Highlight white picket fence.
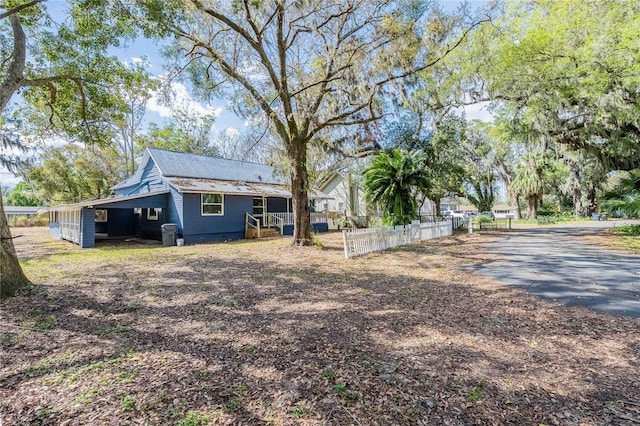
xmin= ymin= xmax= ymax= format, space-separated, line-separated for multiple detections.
xmin=342 ymin=220 xmax=453 ymax=259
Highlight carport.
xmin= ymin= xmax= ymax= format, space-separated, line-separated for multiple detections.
xmin=48 ymin=191 xmax=170 ymax=248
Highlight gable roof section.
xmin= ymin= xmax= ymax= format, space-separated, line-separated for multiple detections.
xmin=148 ymin=148 xmax=281 ymax=184
xmin=318 ymin=172 xmax=344 ymax=193
xmin=112 ymin=148 xmax=283 ymax=190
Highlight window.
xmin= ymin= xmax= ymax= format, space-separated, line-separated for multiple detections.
xmin=95 ymin=209 xmax=108 ymax=222
xmin=202 ymin=193 xmax=224 ymax=215
xmin=338 ymin=202 xmax=345 ymax=213
xmin=133 ymin=208 xmax=142 ymax=216
xmin=252 ymin=197 xmax=264 ymax=216
xmin=147 ymin=208 xmax=161 ymax=220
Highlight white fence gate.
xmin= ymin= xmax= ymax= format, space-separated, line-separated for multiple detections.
xmin=342 ymin=220 xmax=453 ymax=259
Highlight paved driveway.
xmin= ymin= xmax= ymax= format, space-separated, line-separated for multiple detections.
xmin=466 ymin=220 xmax=640 ymax=318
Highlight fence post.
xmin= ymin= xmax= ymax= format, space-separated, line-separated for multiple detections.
xmin=342 ymin=230 xmax=350 ymax=259
xmin=468 ymin=217 xmax=473 ymax=234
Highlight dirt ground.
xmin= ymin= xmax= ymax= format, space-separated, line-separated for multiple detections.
xmin=1 ymin=227 xmax=639 ymax=425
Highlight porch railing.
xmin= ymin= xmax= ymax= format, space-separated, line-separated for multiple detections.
xmin=266 ymin=212 xmax=328 ymax=227
xmin=268 ymin=214 xmax=284 ymax=235
xmin=245 ymin=212 xmax=261 ymax=238
xmin=311 ymin=212 xmax=328 ymax=224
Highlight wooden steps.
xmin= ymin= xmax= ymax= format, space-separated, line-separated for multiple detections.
xmin=245 ymin=227 xmax=281 ymax=239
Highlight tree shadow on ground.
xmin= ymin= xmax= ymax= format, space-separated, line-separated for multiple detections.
xmin=3 ymin=232 xmax=640 ymax=425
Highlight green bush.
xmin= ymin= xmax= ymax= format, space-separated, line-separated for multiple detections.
xmin=610 ymin=224 xmax=640 ymax=236
xmin=476 ymin=215 xmax=493 ymax=224
xmin=536 ymin=216 xmax=556 ymax=225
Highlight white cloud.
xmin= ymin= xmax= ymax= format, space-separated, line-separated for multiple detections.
xmin=225 ymin=128 xmax=239 ymax=138
xmin=0 ymin=170 xmax=21 ymax=189
xmin=147 ymin=82 xmax=224 ymax=118
xmin=459 ymin=101 xmax=494 ymax=122
xmin=131 ymin=57 xmax=144 ymax=64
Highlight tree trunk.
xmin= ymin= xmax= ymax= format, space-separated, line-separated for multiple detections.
xmin=0 ymin=15 xmax=32 ymax=298
xmin=0 ymin=190 xmax=31 ymax=298
xmin=509 ymin=192 xmax=521 ymax=219
xmin=289 ymin=138 xmax=311 ymax=246
xmin=587 ymin=185 xmax=597 ymax=215
xmin=526 ymin=194 xmax=539 ymax=219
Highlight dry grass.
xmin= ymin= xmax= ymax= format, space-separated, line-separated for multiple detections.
xmin=579 ymin=231 xmax=640 ymax=255
xmin=1 ymin=227 xmax=639 ymax=425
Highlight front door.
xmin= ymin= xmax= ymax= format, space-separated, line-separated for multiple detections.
xmin=252 ymin=197 xmax=266 ymax=226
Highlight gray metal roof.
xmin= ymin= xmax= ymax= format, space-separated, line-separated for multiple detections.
xmin=4 ymin=206 xmax=43 ymax=215
xmin=148 ymin=148 xmax=282 ymax=184
xmin=166 ymin=177 xmax=330 ymax=199
xmin=167 ymin=177 xmax=292 ymax=197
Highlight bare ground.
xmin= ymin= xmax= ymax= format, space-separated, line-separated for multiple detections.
xmin=1 ymin=227 xmax=639 ymax=425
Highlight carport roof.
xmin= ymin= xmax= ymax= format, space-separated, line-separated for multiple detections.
xmin=46 ymin=190 xmax=170 ymax=211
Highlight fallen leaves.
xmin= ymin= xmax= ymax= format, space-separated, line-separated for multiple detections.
xmin=1 ymin=227 xmax=639 ymax=425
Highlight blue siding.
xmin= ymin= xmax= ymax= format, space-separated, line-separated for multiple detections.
xmin=137 ymin=207 xmax=167 ymax=240
xmin=182 ymin=193 xmax=251 ymax=243
xmin=115 ymin=160 xmax=167 ymax=196
xmin=97 ymin=193 xmax=168 ymax=209
xmin=167 ymin=189 xmax=184 ymax=235
xmin=80 ymin=208 xmax=95 ymax=248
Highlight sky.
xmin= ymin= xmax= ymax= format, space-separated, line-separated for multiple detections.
xmin=1 ymin=0 xmax=493 ymax=190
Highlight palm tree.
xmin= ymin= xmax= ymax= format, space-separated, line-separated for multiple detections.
xmin=601 ymin=170 xmax=640 ymax=217
xmin=511 ymin=154 xmax=545 ymax=219
xmin=363 ymin=148 xmax=431 ymax=226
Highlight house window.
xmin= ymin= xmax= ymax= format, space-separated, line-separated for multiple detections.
xmin=147 ymin=208 xmax=161 ymax=220
xmin=202 ymin=193 xmax=224 ymax=215
xmin=338 ymin=202 xmax=345 ymax=213
xmin=95 ymin=209 xmax=108 ymax=222
xmin=133 ymin=208 xmax=142 ymax=216
xmin=252 ymin=197 xmax=264 ymax=216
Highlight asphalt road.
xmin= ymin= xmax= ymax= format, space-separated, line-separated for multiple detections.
xmin=466 ymin=220 xmax=640 ymax=318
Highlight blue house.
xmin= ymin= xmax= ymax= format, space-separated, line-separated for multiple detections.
xmin=48 ymin=148 xmax=329 ymax=248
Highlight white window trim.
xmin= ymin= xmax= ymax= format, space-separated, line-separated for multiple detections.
xmin=201 ymin=193 xmax=224 ymax=216
xmin=252 ymin=196 xmax=266 ymax=216
xmin=147 ymin=208 xmax=160 ymax=220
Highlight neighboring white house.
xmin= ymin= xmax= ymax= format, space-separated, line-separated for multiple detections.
xmin=439 ymin=197 xmax=459 ymax=212
xmin=458 ymin=204 xmax=479 ymax=215
xmin=4 ymin=206 xmax=42 ymax=218
xmin=316 ymin=172 xmax=368 ymax=217
xmin=316 ymin=172 xmax=436 ymax=224
xmin=492 ymin=204 xmax=514 ymax=218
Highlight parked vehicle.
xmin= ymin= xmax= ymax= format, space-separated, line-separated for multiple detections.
xmin=442 ymin=210 xmax=468 ymax=218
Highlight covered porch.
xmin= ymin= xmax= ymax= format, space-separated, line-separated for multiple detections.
xmin=48 ymin=191 xmax=170 ymax=248
xmin=245 ymin=211 xmax=329 ymax=238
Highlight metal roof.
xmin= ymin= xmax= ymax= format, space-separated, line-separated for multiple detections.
xmin=167 ymin=177 xmax=330 ymax=199
xmin=148 ymin=148 xmax=282 ymax=184
xmin=4 ymin=206 xmax=44 ymax=215
xmin=167 ymin=177 xmax=291 ymax=197
xmin=46 ymin=190 xmax=170 ymax=211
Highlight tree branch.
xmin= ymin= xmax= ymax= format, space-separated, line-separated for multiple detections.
xmin=0 ymin=0 xmax=44 ymax=20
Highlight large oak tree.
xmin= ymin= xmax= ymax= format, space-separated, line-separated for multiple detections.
xmin=0 ymin=0 xmax=145 ymax=298
xmin=118 ymin=0 xmax=491 ymax=245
